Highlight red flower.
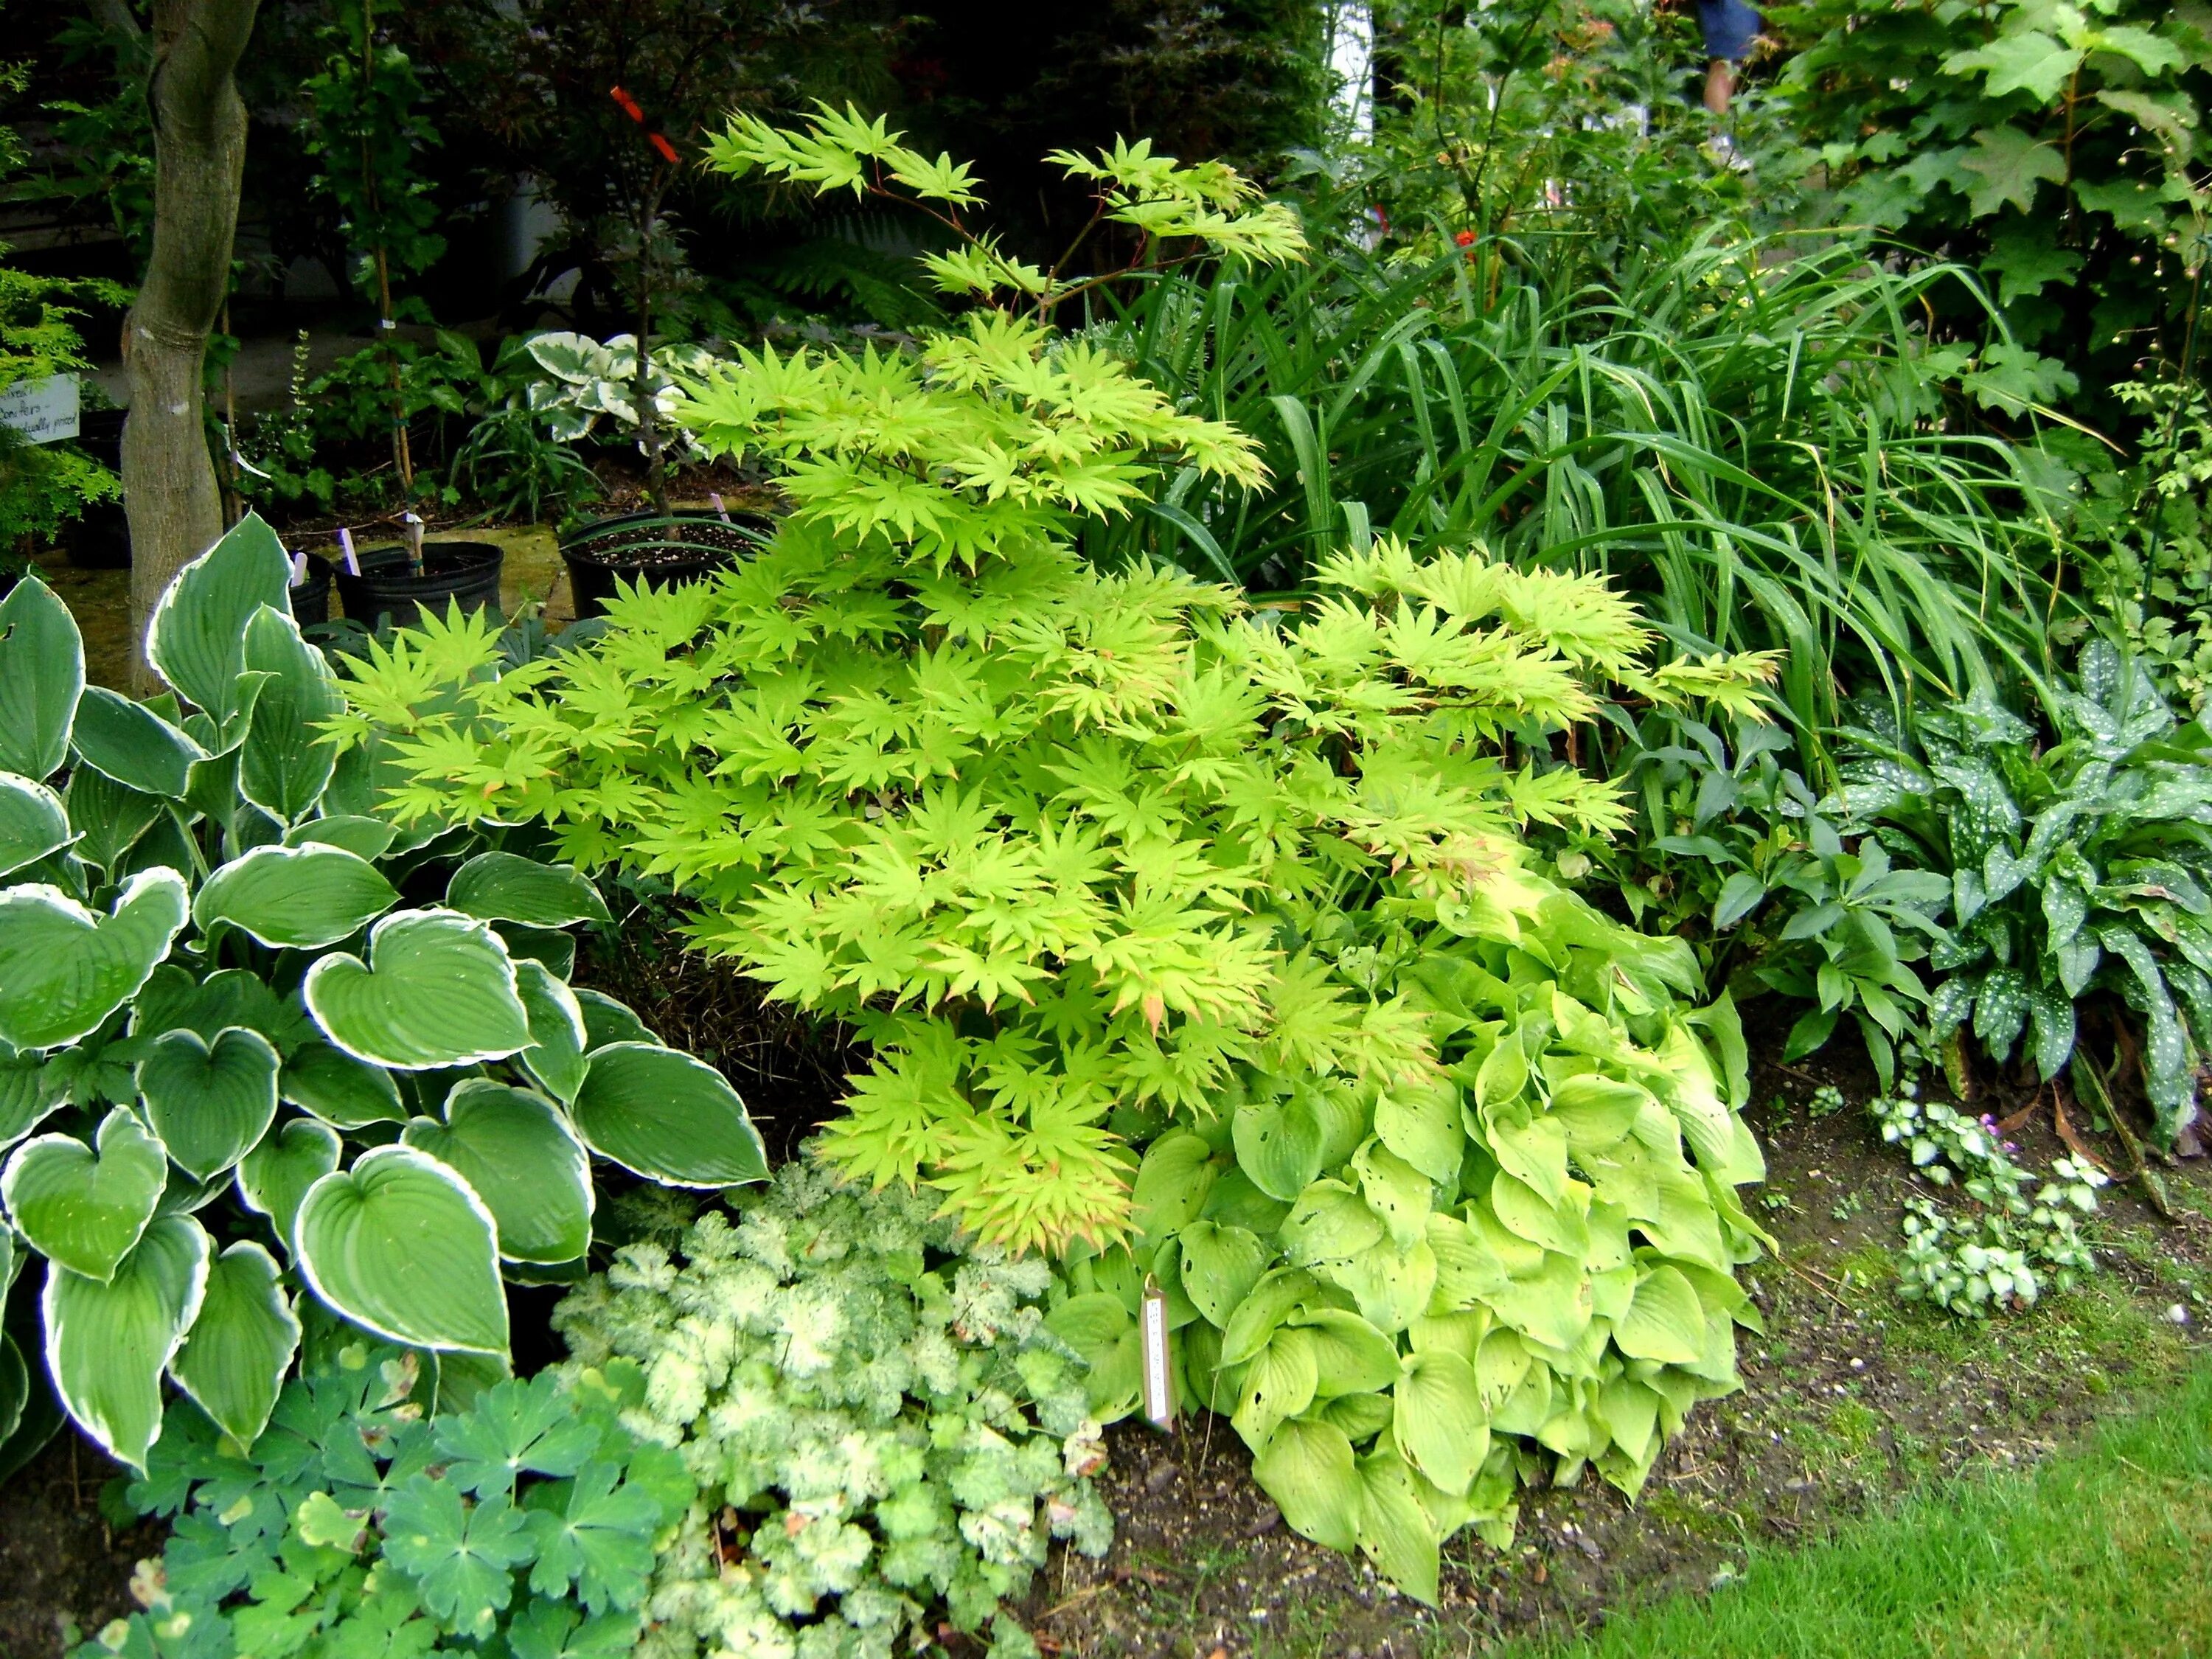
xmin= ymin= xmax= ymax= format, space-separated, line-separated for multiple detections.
xmin=1454 ymin=229 xmax=1476 ymax=247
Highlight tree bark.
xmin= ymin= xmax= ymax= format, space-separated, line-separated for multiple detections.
xmin=122 ymin=0 xmax=261 ymax=692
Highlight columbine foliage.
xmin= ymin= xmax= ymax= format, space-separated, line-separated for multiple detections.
xmin=0 ymin=515 xmax=765 ymax=1475
xmin=1834 ymin=644 xmax=2212 ymax=1139
xmin=550 ymin=1163 xmax=1113 ymax=1659
xmin=86 ymin=1338 xmax=693 ymax=1659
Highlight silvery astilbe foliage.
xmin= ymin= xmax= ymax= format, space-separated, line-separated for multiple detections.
xmin=554 ymin=1162 xmax=1110 ymax=1659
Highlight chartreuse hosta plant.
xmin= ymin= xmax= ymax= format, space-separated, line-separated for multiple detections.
xmin=88 ymin=1328 xmax=694 ymax=1659
xmin=0 ymin=515 xmax=765 ymax=1475
xmin=552 ymin=1163 xmax=1113 ymax=1659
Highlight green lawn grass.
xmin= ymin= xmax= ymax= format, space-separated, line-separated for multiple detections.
xmin=1498 ymin=1363 xmax=2212 ymax=1659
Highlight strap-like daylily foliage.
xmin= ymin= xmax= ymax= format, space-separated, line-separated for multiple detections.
xmin=333 ymin=115 xmax=1780 ymax=1599
xmin=0 ymin=522 xmax=767 ymax=1474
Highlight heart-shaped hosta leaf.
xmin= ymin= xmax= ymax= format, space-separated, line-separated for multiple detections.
xmin=0 ymin=577 xmax=84 ymax=781
xmin=193 ymin=843 xmax=397 ymax=950
xmin=403 ymin=1082 xmax=592 ymax=1264
xmin=445 ymin=852 xmax=611 ymax=928
xmin=63 ymin=766 xmax=164 ymax=870
xmin=294 ymin=1145 xmax=509 ymax=1354
xmin=69 ymin=686 xmax=206 ymax=799
xmin=0 ymin=1054 xmax=60 ymax=1150
xmin=236 ymin=1116 xmax=340 ymax=1249
xmin=1251 ymin=1416 xmax=1360 ymax=1554
xmin=569 ymin=1043 xmax=766 ymax=1188
xmin=514 ymin=961 xmax=588 ymax=1103
xmin=44 ymin=1212 xmax=210 ymax=1470
xmin=0 ymin=774 xmax=71 ymax=879
xmin=1393 ymin=1349 xmax=1488 ymax=1497
xmin=303 ymin=911 xmax=532 ymax=1070
xmin=168 ymin=1240 xmax=299 ymax=1448
xmin=280 ymin=1039 xmax=405 ymax=1128
xmin=136 ymin=1026 xmax=282 ymax=1181
xmin=0 ymin=1333 xmax=24 ymax=1448
xmin=145 ymin=514 xmax=292 ymax=723
xmin=574 ymin=989 xmax=656 ymax=1050
xmin=239 ymin=607 xmax=341 ymax=823
xmin=135 ymin=964 xmax=313 ymax=1053
xmin=2 ymin=1108 xmax=168 ymax=1281
xmin=284 ymin=814 xmax=397 ymax=860
xmin=0 ymin=870 xmax=189 ymax=1049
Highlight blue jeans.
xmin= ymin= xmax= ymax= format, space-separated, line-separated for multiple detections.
xmin=1697 ymin=0 xmax=1761 ymax=61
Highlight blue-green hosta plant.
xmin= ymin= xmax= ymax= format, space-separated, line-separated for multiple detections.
xmin=1834 ymin=643 xmax=2212 ymax=1140
xmin=85 ymin=1333 xmax=694 ymax=1659
xmin=0 ymin=515 xmax=765 ymax=1475
xmin=551 ymin=1162 xmax=1113 ymax=1659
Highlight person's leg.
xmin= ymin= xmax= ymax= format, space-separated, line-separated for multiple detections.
xmin=1694 ymin=0 xmax=1759 ymax=116
xmin=1704 ymin=57 xmax=1733 ymax=116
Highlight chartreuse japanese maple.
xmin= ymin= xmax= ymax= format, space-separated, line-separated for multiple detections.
xmin=86 ymin=1328 xmax=693 ymax=1659
xmin=0 ymin=515 xmax=765 ymax=1478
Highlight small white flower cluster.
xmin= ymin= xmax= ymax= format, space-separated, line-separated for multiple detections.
xmin=1873 ymin=1085 xmax=2106 ymax=1316
xmin=554 ymin=1161 xmax=1112 ymax=1659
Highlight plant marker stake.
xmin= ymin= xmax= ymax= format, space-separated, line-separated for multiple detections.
xmin=403 ymin=512 xmax=425 ymax=575
xmin=1140 ymin=1275 xmax=1174 ymax=1430
xmin=709 ymin=491 xmax=731 ymax=523
xmin=289 ymin=549 xmax=308 ymax=588
xmin=338 ymin=526 xmax=361 ymax=575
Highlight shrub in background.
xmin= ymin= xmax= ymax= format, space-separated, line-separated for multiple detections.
xmin=0 ymin=515 xmax=765 ymax=1477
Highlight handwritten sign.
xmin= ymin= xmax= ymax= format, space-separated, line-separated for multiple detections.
xmin=0 ymin=375 xmax=81 ymax=445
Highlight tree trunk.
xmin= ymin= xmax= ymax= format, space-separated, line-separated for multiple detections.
xmin=122 ymin=0 xmax=262 ymax=692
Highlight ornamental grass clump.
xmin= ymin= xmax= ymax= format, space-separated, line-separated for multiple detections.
xmin=552 ymin=1163 xmax=1110 ymax=1659
xmin=336 ymin=109 xmax=1782 ymax=1601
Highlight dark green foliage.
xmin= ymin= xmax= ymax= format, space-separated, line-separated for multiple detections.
xmin=1836 ymin=644 xmax=2212 ymax=1140
xmin=82 ymin=1342 xmax=693 ymax=1659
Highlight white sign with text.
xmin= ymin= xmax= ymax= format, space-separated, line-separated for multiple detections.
xmin=0 ymin=375 xmax=82 ymax=444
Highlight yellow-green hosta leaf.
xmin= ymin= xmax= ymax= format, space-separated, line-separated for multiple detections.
xmin=1045 ymin=1290 xmax=1139 ymax=1415
xmin=168 ymin=1240 xmax=299 ymax=1449
xmin=1130 ymin=1129 xmax=1217 ymax=1250
xmin=1234 ymin=1326 xmax=1318 ymax=1448
xmin=1373 ymin=1077 xmax=1462 ymax=1185
xmin=1488 ymin=1171 xmax=1588 ymax=1258
xmin=1295 ymin=1308 xmax=1399 ymax=1398
xmin=1176 ymin=1219 xmax=1268 ymax=1328
xmin=1219 ymin=1266 xmax=1325 ymax=1366
xmin=1394 ymin=1348 xmax=1489 ymax=1496
xmin=1615 ymin=1265 xmax=1708 ymax=1365
xmin=1547 ymin=1074 xmax=1645 ymax=1151
xmin=1352 ymin=1139 xmax=1432 ymax=1251
xmin=1485 ymin=1250 xmax=1593 ymax=1353
xmin=44 ymin=1213 xmax=210 ymax=1470
xmin=1354 ymin=1447 xmax=1441 ymax=1606
xmin=1253 ymin=1416 xmax=1360 ymax=1554
xmin=1328 ymin=1236 xmax=1437 ymax=1335
xmin=1279 ymin=1180 xmax=1385 ymax=1273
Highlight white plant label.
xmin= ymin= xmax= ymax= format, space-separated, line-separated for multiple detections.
xmin=0 ymin=375 xmax=80 ymax=444
xmin=1140 ymin=1275 xmax=1174 ymax=1429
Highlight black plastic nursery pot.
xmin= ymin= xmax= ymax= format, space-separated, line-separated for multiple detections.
xmin=289 ymin=556 xmax=333 ymax=627
xmin=558 ymin=509 xmax=771 ymax=622
xmin=65 ymin=408 xmax=130 ymax=569
xmin=334 ymin=540 xmax=504 ymax=632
